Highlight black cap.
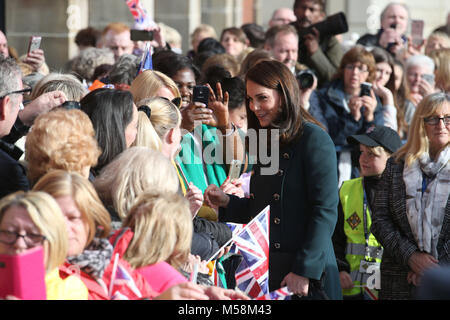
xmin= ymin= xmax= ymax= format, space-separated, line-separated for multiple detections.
xmin=347 ymin=126 xmax=402 ymax=154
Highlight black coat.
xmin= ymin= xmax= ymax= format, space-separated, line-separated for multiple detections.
xmin=371 ymin=158 xmax=450 ymax=299
xmin=0 ymin=143 xmax=30 ymax=199
xmin=219 ymin=122 xmax=342 ymax=299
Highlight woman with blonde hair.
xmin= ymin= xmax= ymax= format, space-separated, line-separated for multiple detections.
xmin=94 ymin=148 xmax=227 ymax=284
xmin=133 ymin=97 xmax=182 ymax=159
xmin=33 ymin=170 xmax=158 ymax=300
xmin=129 ymin=70 xmax=181 ymax=107
xmin=25 ymin=108 xmax=101 ymax=185
xmin=429 ymin=48 xmax=450 ymax=93
xmin=0 ymin=191 xmax=88 ymax=299
xmin=132 ymin=99 xmax=232 ymax=242
xmin=94 ymin=147 xmax=180 ymax=222
xmin=117 ymin=192 xmax=193 ymax=293
xmin=371 ymin=92 xmax=450 ymax=299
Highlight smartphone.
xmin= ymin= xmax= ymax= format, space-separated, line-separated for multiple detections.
xmin=360 ymin=82 xmax=372 ymax=97
xmin=228 ymin=159 xmax=242 ymax=180
xmin=27 ymin=36 xmax=42 ymax=54
xmin=411 ymin=20 xmax=424 ymax=47
xmin=193 ymin=85 xmax=209 ymax=107
xmin=0 ymin=246 xmax=47 ymax=300
xmin=422 ymin=73 xmax=435 ymax=86
xmin=130 ymin=29 xmax=154 ymax=41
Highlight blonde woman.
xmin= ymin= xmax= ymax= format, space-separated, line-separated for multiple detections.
xmin=129 ymin=70 xmax=181 ymax=107
xmin=0 ymin=191 xmax=88 ymax=300
xmin=33 ymin=170 xmax=159 ymax=300
xmin=25 ymin=108 xmax=101 ymax=185
xmin=116 ymin=192 xmax=193 ymax=293
xmin=94 ymin=147 xmax=180 ymax=221
xmin=429 ymin=48 xmax=450 ymax=93
xmin=133 ymin=97 xmax=208 ymax=218
xmin=371 ymin=92 xmax=450 ymax=299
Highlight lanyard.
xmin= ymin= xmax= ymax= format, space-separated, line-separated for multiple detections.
xmin=422 ymin=172 xmax=429 ymax=194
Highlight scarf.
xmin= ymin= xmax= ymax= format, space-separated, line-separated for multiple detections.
xmin=66 ymin=237 xmax=113 ymax=279
xmin=403 ymin=146 xmax=450 ymax=258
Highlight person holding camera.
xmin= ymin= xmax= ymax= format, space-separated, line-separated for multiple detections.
xmin=357 ymin=3 xmax=409 ymax=57
xmin=309 ymin=46 xmax=385 ymax=186
xmin=291 ymin=0 xmax=344 ymax=87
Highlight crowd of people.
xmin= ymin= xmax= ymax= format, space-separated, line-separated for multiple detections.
xmin=0 ymin=0 xmax=449 ymax=300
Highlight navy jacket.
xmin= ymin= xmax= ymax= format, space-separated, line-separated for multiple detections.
xmin=310 ymin=79 xmax=384 ymax=153
xmin=219 ymin=122 xmax=342 ymax=300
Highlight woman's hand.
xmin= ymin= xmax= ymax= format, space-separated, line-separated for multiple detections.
xmin=204 ymin=184 xmax=230 ymax=209
xmin=407 ymin=271 xmax=421 ymax=287
xmin=201 ymin=286 xmax=250 ymax=300
xmin=23 ymin=48 xmax=45 ymax=72
xmin=155 ymin=282 xmax=209 ymax=300
xmin=408 ymin=251 xmax=438 ymax=276
xmin=281 ymin=272 xmax=309 ymax=297
xmin=220 ymin=177 xmax=245 ymax=198
xmin=206 ymin=82 xmax=230 ymax=133
xmin=180 ymin=102 xmax=214 ymax=132
xmin=418 ymin=78 xmax=436 ymax=97
xmin=361 ymin=90 xmax=378 ymax=122
xmin=372 ymin=82 xmax=394 ymax=106
xmin=183 ymin=254 xmax=210 ymax=274
xmin=185 ymin=183 xmax=204 ymax=218
xmin=348 ymin=96 xmax=363 ymax=121
xmin=339 ymin=271 xmax=354 ymax=290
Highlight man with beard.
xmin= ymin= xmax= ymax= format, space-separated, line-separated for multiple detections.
xmin=291 ymin=0 xmax=344 ymax=86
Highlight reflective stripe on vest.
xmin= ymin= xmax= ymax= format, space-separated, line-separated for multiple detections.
xmin=346 ymin=243 xmax=383 ymax=259
xmin=340 ymin=178 xmax=382 ymax=297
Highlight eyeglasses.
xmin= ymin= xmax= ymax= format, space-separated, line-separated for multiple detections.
xmin=345 ymin=64 xmax=369 ymax=73
xmin=424 ymin=115 xmax=450 ymax=126
xmin=0 ymin=230 xmax=46 ymax=247
xmin=0 ymin=87 xmax=32 ymax=100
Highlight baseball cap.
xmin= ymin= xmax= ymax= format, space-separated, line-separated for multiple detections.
xmin=347 ymin=126 xmax=402 ymax=154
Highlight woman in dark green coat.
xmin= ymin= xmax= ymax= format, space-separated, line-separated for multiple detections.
xmin=204 ymin=60 xmax=342 ymax=300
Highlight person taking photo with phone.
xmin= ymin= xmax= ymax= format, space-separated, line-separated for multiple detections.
xmin=309 ymin=46 xmax=384 ymax=185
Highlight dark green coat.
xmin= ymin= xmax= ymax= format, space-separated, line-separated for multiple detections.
xmin=219 ymin=122 xmax=342 ymax=300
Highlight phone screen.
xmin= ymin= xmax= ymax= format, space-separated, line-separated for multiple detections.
xmin=411 ymin=20 xmax=424 ymax=47
xmin=27 ymin=36 xmax=42 ymax=54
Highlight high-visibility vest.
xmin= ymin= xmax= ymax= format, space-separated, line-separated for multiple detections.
xmin=340 ymin=177 xmax=382 ymax=297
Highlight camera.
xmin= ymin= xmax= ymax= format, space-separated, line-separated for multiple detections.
xmin=296 ymin=70 xmax=315 ymax=90
xmin=298 ymin=12 xmax=349 ymax=40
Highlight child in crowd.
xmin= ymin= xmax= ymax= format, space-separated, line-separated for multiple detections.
xmin=332 ymin=126 xmax=402 ymax=300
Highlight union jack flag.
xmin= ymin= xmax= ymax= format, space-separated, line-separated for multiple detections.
xmin=124 ymin=0 xmax=154 ymax=29
xmin=255 ymin=286 xmax=293 ymax=300
xmin=110 ymin=263 xmax=143 ymax=300
xmin=232 ymin=206 xmax=270 ymax=298
xmin=136 ymin=42 xmax=153 ymax=75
